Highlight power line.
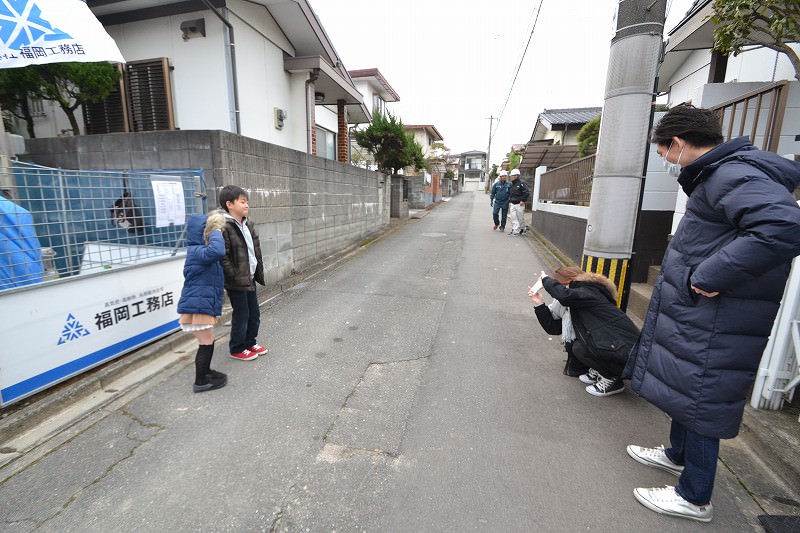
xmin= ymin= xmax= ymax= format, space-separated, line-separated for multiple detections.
xmin=491 ymin=0 xmax=544 ymax=142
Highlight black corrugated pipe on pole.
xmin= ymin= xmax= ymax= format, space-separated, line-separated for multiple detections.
xmin=305 ymin=69 xmax=320 ymax=154
xmin=200 ymin=0 xmax=241 ymax=135
xmin=581 ymin=0 xmax=667 ymax=309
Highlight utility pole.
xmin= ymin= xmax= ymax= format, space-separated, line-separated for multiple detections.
xmin=486 ymin=116 xmax=495 ymax=182
xmin=581 ymin=0 xmax=667 ymax=309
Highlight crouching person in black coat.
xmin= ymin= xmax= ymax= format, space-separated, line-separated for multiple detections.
xmin=529 ymin=266 xmax=639 ymax=397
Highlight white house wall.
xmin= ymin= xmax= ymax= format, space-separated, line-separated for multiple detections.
xmin=725 ymin=44 xmax=800 ymax=84
xmin=106 ymin=12 xmax=231 ymax=132
xmin=353 ymin=80 xmax=376 ymax=112
xmin=228 ymin=0 xmax=304 ymax=150
xmin=665 ymin=49 xmax=711 ymax=105
xmin=316 ymin=106 xmax=338 ymax=133
xmin=26 ymin=101 xmax=76 ymax=139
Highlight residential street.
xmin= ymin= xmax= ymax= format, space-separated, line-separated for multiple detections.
xmin=0 ymin=191 xmax=762 ymax=532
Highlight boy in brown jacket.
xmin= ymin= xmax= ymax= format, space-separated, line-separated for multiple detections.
xmin=219 ymin=185 xmax=267 ymax=361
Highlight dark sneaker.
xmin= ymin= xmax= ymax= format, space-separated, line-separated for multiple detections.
xmin=207 ymin=370 xmax=227 ymax=387
xmin=230 ymin=349 xmax=257 ymax=361
xmin=579 ymin=368 xmax=600 ymax=384
xmin=626 ymin=445 xmax=684 ymax=476
xmin=633 ymin=486 xmax=713 ymax=522
xmin=585 ymin=376 xmax=624 ymax=396
xmin=249 ymin=344 xmax=268 ymax=355
xmin=193 ymin=375 xmax=227 ymax=393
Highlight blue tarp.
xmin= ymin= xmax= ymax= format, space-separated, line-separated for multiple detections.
xmin=0 ymin=195 xmax=44 ymax=290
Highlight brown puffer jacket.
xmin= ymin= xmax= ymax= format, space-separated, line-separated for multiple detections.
xmin=221 ymin=218 xmax=265 ymax=291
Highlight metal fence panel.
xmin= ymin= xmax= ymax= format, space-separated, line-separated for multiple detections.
xmin=1 ymin=162 xmax=205 ymax=290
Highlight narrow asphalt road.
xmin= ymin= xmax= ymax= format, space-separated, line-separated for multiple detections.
xmin=0 ymin=192 xmax=761 ymax=532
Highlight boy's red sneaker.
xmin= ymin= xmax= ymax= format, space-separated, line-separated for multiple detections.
xmin=230 ymin=349 xmax=257 ymax=361
xmin=249 ymin=344 xmax=268 ymax=355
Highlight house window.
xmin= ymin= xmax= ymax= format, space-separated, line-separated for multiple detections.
xmin=467 ymin=157 xmax=482 ymax=170
xmin=28 ymin=98 xmax=45 ymax=118
xmin=83 ymin=58 xmax=175 ymax=134
xmin=372 ymin=94 xmax=385 ymax=116
xmin=316 ymin=126 xmax=336 ymax=160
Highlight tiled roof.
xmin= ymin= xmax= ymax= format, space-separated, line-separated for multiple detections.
xmin=404 ymin=125 xmax=444 ymax=141
xmin=539 ymin=107 xmax=601 ymax=126
xmin=349 ymin=68 xmax=401 ymax=102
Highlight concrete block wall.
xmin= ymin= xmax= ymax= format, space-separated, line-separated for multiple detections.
xmin=407 ymin=175 xmax=427 ymax=209
xmin=24 ymin=130 xmax=390 ymax=290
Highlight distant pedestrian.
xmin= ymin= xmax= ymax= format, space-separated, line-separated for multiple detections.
xmin=219 ymin=185 xmax=268 ymax=362
xmin=490 ymin=170 xmax=510 ymax=230
xmin=177 ymin=210 xmax=228 ymax=393
xmin=529 ymin=266 xmax=639 ymax=397
xmin=507 ymin=168 xmax=529 ymax=236
xmin=627 ymin=105 xmax=800 ymax=523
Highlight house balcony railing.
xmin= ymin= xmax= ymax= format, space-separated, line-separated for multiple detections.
xmin=538 ymin=154 xmax=595 ymax=205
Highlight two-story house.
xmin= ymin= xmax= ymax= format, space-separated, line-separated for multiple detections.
xmin=456 ymin=150 xmax=486 ymax=191
xmin=17 ymin=0 xmax=371 ymax=165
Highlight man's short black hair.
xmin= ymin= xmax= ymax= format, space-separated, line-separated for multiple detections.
xmin=651 ymin=105 xmax=724 ymax=148
xmin=219 ymin=185 xmax=248 ymax=212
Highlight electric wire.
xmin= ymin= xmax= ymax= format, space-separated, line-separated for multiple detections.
xmin=491 ymin=0 xmax=544 ymax=143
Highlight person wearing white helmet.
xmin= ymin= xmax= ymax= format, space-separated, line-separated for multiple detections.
xmin=490 ymin=170 xmax=510 ymax=230
xmin=507 ymin=168 xmax=529 ymax=236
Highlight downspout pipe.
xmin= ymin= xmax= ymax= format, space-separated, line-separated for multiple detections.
xmin=200 ymin=0 xmax=241 ymax=135
xmin=305 ymin=68 xmax=320 ymax=154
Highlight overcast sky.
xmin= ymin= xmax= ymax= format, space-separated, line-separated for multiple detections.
xmin=309 ymin=0 xmax=696 ymax=168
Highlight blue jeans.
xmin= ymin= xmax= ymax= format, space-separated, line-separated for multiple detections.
xmin=227 ymin=288 xmax=260 ymax=354
xmin=492 ymin=204 xmax=508 ymax=228
xmin=665 ymin=420 xmax=719 ymax=505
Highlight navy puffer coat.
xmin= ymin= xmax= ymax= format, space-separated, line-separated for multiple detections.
xmin=630 ymin=137 xmax=800 ymax=439
xmin=177 ymin=214 xmax=226 ymax=317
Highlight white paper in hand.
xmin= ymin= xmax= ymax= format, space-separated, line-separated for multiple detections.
xmin=531 ymin=278 xmax=543 ymax=294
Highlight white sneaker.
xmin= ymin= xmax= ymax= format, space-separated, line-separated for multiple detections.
xmin=633 ymin=486 xmax=713 ymax=522
xmin=585 ymin=375 xmax=624 ymax=396
xmin=579 ymin=368 xmax=600 ymax=384
xmin=626 ymin=444 xmax=684 ymax=476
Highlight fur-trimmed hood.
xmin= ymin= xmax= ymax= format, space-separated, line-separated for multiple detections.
xmin=571 ymin=272 xmax=618 ymax=302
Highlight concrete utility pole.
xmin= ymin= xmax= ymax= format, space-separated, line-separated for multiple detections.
xmin=581 ymin=0 xmax=667 ymax=308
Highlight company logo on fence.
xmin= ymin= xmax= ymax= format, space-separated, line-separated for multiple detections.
xmin=57 ymin=313 xmax=90 ymax=345
xmin=0 ymin=1 xmax=72 ymax=50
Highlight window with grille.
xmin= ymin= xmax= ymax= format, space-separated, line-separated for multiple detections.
xmin=83 ymin=58 xmax=175 ymax=135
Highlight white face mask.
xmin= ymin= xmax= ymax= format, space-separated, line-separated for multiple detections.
xmin=661 ymin=140 xmax=685 ymax=178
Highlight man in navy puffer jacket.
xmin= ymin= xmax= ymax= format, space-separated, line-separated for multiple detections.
xmin=626 ymin=105 xmax=800 ymax=522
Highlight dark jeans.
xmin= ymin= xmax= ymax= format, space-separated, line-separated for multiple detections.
xmin=571 ymin=339 xmax=625 ymax=378
xmin=227 ymin=288 xmax=260 ymax=354
xmin=666 ymin=420 xmax=719 ymax=506
xmin=492 ymin=204 xmax=508 ymax=228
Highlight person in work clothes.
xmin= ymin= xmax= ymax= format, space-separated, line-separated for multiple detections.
xmin=219 ymin=185 xmax=268 ymax=362
xmin=507 ymin=168 xmax=529 ymax=236
xmin=490 ymin=170 xmax=510 ymax=231
xmin=626 ymin=105 xmax=800 ymax=523
xmin=177 ymin=210 xmax=228 ymax=393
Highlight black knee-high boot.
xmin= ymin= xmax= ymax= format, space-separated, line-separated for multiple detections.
xmin=193 ymin=344 xmax=226 ymax=393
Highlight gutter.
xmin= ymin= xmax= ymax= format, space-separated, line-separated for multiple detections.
xmin=305 ymin=69 xmax=320 ymax=154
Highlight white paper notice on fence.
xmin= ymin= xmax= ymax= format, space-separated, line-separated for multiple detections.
xmin=151 ymin=179 xmax=186 ymax=227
